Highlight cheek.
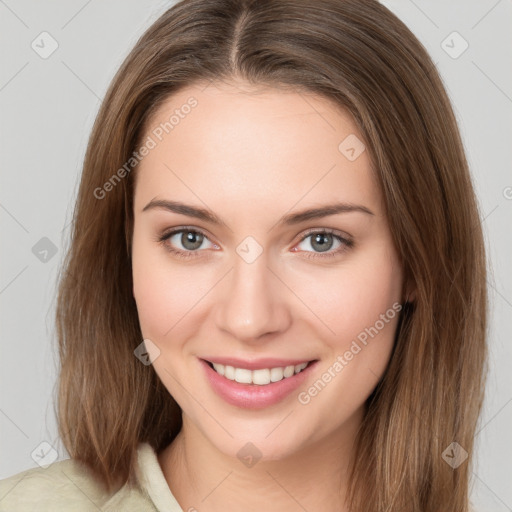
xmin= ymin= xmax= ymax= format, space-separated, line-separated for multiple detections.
xmin=132 ymin=229 xmax=186 ymax=339
xmin=291 ymin=247 xmax=403 ymax=350
xmin=131 ymin=233 xmax=218 ymax=341
xmin=293 ymin=248 xmax=403 ymax=419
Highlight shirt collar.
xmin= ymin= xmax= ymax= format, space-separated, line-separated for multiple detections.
xmin=135 ymin=442 xmax=184 ymax=512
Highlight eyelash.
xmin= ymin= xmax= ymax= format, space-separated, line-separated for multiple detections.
xmin=156 ymin=226 xmax=354 ymax=261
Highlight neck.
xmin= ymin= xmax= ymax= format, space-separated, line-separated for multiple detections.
xmin=158 ymin=411 xmax=362 ymax=512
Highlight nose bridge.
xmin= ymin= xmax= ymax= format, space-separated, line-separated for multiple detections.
xmin=214 ymin=243 xmax=290 ymax=342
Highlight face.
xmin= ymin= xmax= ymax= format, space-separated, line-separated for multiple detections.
xmin=131 ymin=80 xmax=405 ymax=461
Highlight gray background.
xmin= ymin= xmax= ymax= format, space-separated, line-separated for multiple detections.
xmin=0 ymin=0 xmax=511 ymax=510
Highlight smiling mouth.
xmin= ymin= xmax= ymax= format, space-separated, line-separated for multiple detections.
xmin=204 ymin=360 xmax=315 ymax=386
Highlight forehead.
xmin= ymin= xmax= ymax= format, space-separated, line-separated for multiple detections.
xmin=134 ymin=81 xmax=382 ymax=219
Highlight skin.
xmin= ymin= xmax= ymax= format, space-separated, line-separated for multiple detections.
xmin=131 ymin=79 xmax=406 ymax=512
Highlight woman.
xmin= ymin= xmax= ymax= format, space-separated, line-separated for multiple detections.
xmin=0 ymin=0 xmax=487 ymax=510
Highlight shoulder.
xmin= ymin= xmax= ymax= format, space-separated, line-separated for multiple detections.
xmin=0 ymin=453 xmax=157 ymax=512
xmin=0 ymin=457 xmax=115 ymax=511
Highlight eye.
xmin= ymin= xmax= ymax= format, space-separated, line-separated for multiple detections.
xmin=293 ymin=229 xmax=353 ymax=259
xmin=157 ymin=227 xmax=217 ymax=259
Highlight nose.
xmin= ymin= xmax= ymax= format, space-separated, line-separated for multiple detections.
xmin=214 ymin=250 xmax=292 ymax=344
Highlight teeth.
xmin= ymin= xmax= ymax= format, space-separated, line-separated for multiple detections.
xmin=252 ymin=369 xmax=271 ymax=385
xmin=210 ymin=361 xmax=310 ymax=385
xmin=234 ymin=368 xmax=252 ymax=384
xmin=283 ymin=365 xmax=295 ymax=378
xmin=224 ymin=365 xmax=235 ymax=380
xmin=212 ymin=363 xmax=225 ymax=376
xmin=270 ymin=367 xmax=284 ymax=382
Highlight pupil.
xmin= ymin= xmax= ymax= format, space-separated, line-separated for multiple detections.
xmin=312 ymin=233 xmax=332 ymax=253
xmin=183 ymin=231 xmax=203 ymax=250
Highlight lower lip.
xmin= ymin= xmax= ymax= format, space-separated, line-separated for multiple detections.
xmin=200 ymin=359 xmax=317 ymax=410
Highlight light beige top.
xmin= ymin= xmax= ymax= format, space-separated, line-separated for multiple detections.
xmin=0 ymin=442 xmax=183 ymax=511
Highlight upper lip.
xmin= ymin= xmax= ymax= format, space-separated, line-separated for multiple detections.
xmin=202 ymin=357 xmax=316 ymax=370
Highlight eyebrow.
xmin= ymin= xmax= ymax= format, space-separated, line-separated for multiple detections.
xmin=142 ymin=198 xmax=374 ymax=227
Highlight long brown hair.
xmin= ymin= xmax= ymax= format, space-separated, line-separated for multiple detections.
xmin=55 ymin=1 xmax=488 ymax=510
